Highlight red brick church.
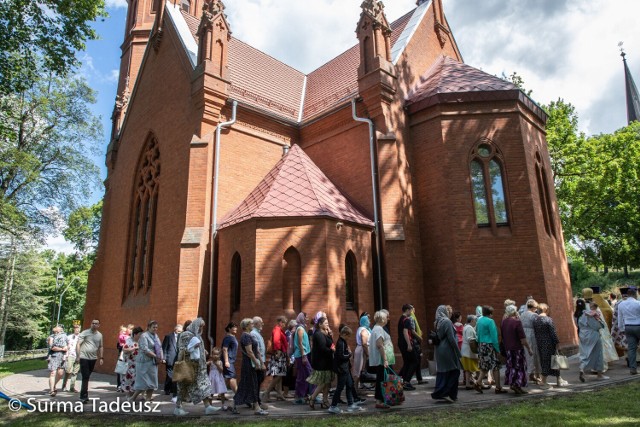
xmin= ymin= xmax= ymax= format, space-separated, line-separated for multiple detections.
xmin=86 ymin=0 xmax=578 ymax=370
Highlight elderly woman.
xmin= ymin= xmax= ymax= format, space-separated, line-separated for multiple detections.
xmin=48 ymin=326 xmax=67 ymax=396
xmin=368 ymin=310 xmax=393 ymax=409
xmin=502 ymin=305 xmax=533 ymax=394
xmin=431 ymin=305 xmax=462 ymax=403
xmin=307 ymin=316 xmax=334 ymax=410
xmin=129 ymin=321 xmax=161 ymax=402
xmin=121 ymin=326 xmax=143 ymax=396
xmin=231 ymin=318 xmax=268 ymax=416
xmin=475 ymin=306 xmax=507 ymax=394
xmin=578 ymin=302 xmax=609 ymax=382
xmin=293 ymin=312 xmax=312 ymax=404
xmin=174 ymin=318 xmax=220 ymax=416
xmin=263 ymin=316 xmax=288 ymax=402
xmin=533 ymin=303 xmax=568 ymax=389
xmin=461 ymin=315 xmax=479 ymax=389
xmin=352 ymin=312 xmax=371 ymax=394
xmin=520 ymin=299 xmax=541 ymax=383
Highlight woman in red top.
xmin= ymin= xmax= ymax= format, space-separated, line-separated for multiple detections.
xmin=262 ymin=316 xmax=289 ymax=402
xmin=451 ymin=312 xmax=464 ymax=350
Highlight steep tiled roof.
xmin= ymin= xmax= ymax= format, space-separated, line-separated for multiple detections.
xmin=218 ymin=145 xmax=373 ymax=229
xmin=179 ymin=8 xmax=414 ymax=123
xmin=405 ymin=55 xmax=546 ymax=122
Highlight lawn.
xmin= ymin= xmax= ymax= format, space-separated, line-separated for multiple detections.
xmin=1 ymin=376 xmax=638 ymax=426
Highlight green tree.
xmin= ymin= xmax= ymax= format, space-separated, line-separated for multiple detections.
xmin=0 ymin=68 xmax=102 ymax=237
xmin=64 ymin=200 xmax=103 ymax=257
xmin=0 ymin=0 xmax=107 ymax=95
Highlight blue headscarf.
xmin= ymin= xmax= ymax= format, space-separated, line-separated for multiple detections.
xmin=359 ymin=314 xmax=371 ymax=332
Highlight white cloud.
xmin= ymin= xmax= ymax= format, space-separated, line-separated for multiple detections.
xmin=105 ymin=0 xmax=128 ymax=9
xmin=107 ymin=69 xmax=119 ymax=83
xmin=45 ymin=234 xmax=76 ymax=255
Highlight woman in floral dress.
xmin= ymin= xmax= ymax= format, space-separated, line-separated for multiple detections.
xmin=533 ymin=303 xmax=568 ymax=389
xmin=121 ymin=326 xmax=143 ymax=396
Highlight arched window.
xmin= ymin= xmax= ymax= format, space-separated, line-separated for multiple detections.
xmin=470 ymin=141 xmax=509 ymax=228
xmin=231 ymin=252 xmax=241 ymax=313
xmin=535 ymin=152 xmax=556 ymax=237
xmin=345 ymin=251 xmax=357 ymax=311
xmin=282 ymin=247 xmax=301 ymax=313
xmin=125 ymin=135 xmax=160 ymax=298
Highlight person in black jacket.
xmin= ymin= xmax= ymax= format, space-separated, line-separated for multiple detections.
xmin=307 ymin=317 xmax=334 ymax=409
xmin=328 ymin=325 xmax=365 ymax=414
xmin=162 ymin=324 xmax=182 ymax=399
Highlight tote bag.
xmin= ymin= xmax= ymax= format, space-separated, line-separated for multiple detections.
xmin=114 ymin=352 xmax=128 ymax=375
xmin=381 ymin=367 xmax=405 ymax=406
xmin=551 ymin=352 xmax=569 ymax=370
xmin=173 ymin=350 xmax=196 ymax=383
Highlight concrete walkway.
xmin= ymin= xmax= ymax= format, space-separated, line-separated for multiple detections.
xmin=1 ymin=356 xmax=638 ymax=419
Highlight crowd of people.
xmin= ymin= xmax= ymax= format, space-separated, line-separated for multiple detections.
xmin=44 ymin=285 xmax=639 ymax=416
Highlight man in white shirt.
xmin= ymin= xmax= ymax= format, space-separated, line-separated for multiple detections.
xmin=62 ymin=324 xmax=81 ymax=392
xmin=617 ymin=287 xmax=640 ymax=375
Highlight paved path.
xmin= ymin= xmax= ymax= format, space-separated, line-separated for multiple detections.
xmin=1 ymin=356 xmax=638 ymax=419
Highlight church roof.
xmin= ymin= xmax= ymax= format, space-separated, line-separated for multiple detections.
xmin=622 ymin=53 xmax=640 ymax=124
xmin=218 ymin=145 xmax=373 ymax=230
xmin=179 ymin=7 xmax=413 ymax=123
xmin=405 ymin=55 xmax=546 ymax=122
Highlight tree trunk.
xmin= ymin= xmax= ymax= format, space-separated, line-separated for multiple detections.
xmin=0 ymin=239 xmax=17 ymax=355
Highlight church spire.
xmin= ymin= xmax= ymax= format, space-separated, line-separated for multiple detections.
xmin=621 ymin=45 xmax=640 ymax=124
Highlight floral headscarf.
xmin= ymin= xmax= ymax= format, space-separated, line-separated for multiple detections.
xmin=296 ymin=312 xmax=307 ymax=328
xmin=434 ymin=305 xmax=450 ymax=330
xmin=311 ymin=311 xmax=326 ymax=334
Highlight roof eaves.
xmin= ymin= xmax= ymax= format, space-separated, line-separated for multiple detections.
xmin=391 ymin=0 xmax=431 ymax=65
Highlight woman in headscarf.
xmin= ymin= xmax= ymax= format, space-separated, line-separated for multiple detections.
xmin=352 ymin=312 xmax=371 ymax=394
xmin=174 ymin=317 xmax=220 ymax=416
xmin=533 ymin=303 xmax=568 ymax=389
xmin=293 ymin=312 xmax=312 ymax=404
xmin=430 ymin=305 xmax=462 ymax=403
xmin=578 ymin=302 xmax=609 ymax=382
xmin=231 ymin=318 xmax=268 ymax=415
xmin=502 ymin=305 xmax=533 ymax=394
xmin=129 ymin=321 xmax=161 ymax=402
xmin=520 ymin=299 xmax=541 ymax=384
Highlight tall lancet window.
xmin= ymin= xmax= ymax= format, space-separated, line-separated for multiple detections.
xmin=470 ymin=140 xmax=509 ymax=228
xmin=125 ymin=135 xmax=160 ymax=299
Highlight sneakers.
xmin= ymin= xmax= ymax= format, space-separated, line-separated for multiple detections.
xmin=254 ymin=409 xmax=269 ymax=415
xmin=171 ymin=396 xmax=178 ymax=404
xmin=353 ymin=397 xmax=366 ymax=405
xmin=346 ymin=403 xmax=365 ymax=412
xmin=538 ymin=383 xmax=551 ymax=390
xmin=442 ymin=396 xmax=455 ymax=403
xmin=205 ymin=405 xmax=221 ymax=415
xmin=403 ymin=383 xmax=416 ymax=391
xmin=597 ymin=375 xmax=610 ymax=380
xmin=328 ymin=406 xmax=343 ymax=414
xmin=556 ymin=378 xmax=569 ymax=387
xmin=174 ymin=407 xmax=188 ymax=416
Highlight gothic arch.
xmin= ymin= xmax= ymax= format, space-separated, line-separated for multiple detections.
xmin=282 ymin=246 xmax=302 ymax=313
xmin=123 ymin=133 xmax=160 ymax=301
xmin=345 ymin=250 xmax=358 ymax=311
xmin=231 ymin=252 xmax=242 ymax=313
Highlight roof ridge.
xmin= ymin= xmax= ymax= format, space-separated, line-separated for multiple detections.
xmin=296 ymin=147 xmax=326 ymax=214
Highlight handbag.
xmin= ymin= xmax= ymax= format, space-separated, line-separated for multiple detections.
xmin=380 ymin=367 xmax=405 ymax=406
xmin=469 ymin=338 xmax=478 ymax=354
xmin=382 ymin=341 xmax=395 ymax=365
xmin=114 ymin=351 xmax=128 ymax=375
xmin=173 ymin=349 xmax=196 ymax=383
xmin=551 ymin=352 xmax=569 ymax=370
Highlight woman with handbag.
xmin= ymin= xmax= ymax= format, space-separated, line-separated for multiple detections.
xmin=474 ymin=306 xmax=507 ymax=394
xmin=577 ymin=301 xmax=609 ymax=382
xmin=533 ymin=303 xmax=569 ymax=389
xmin=174 ymin=318 xmax=221 ymax=416
xmin=231 ymin=318 xmax=269 ymax=416
xmin=461 ymin=315 xmax=479 ymax=389
xmin=368 ymin=310 xmax=393 ymax=409
xmin=120 ymin=326 xmax=143 ymax=396
xmin=502 ymin=305 xmax=534 ymax=394
xmin=307 ymin=316 xmax=335 ymax=410
xmin=431 ymin=305 xmax=462 ymax=403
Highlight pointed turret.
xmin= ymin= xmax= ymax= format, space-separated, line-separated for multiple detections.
xmin=622 ymin=50 xmax=640 ymax=124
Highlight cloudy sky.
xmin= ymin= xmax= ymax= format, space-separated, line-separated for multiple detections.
xmin=49 ymin=0 xmax=640 ymax=252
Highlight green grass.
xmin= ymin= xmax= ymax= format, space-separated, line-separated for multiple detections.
xmin=1 ymin=380 xmax=638 ymax=426
xmin=0 ymin=359 xmax=47 ymax=380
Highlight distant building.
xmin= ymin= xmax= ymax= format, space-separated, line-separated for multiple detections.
xmin=86 ymin=0 xmax=578 ymax=371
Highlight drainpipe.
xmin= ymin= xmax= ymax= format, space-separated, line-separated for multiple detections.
xmin=208 ymin=100 xmax=237 ymax=346
xmin=351 ymin=98 xmax=386 ymax=310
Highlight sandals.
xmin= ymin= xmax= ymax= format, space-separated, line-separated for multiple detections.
xmin=49 ymin=390 xmax=57 ymax=397
xmin=474 ymin=383 xmax=483 ymax=394
xmin=320 ymin=402 xmax=330 ymax=409
xmin=579 ymin=371 xmax=585 ymax=383
xmin=494 ymin=387 xmax=508 ymax=394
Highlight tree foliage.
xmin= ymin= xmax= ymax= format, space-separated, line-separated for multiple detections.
xmin=545 ymin=99 xmax=640 ymax=271
xmin=64 ymin=200 xmax=103 ymax=257
xmin=0 ymin=0 xmax=107 ymax=95
xmin=0 ymin=69 xmax=102 ymax=237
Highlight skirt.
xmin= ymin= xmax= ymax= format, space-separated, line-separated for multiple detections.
xmin=504 ymin=349 xmax=528 ymax=388
xmin=352 ymin=345 xmax=366 ymax=378
xmin=307 ymin=369 xmax=334 ymax=385
xmin=478 ymin=343 xmax=501 ymax=372
xmin=48 ymin=352 xmax=65 ymax=371
xmin=461 ymin=356 xmax=479 ymax=372
xmin=268 ymin=351 xmax=288 ymax=377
